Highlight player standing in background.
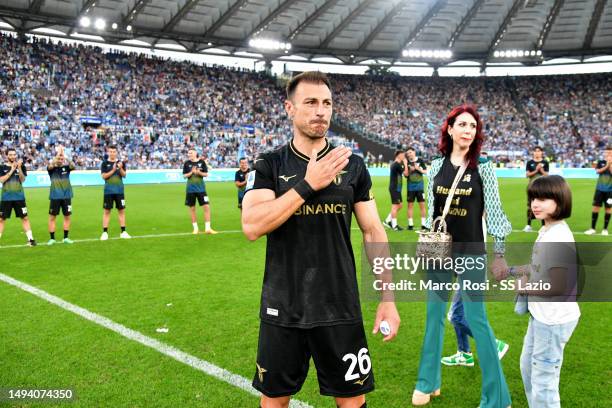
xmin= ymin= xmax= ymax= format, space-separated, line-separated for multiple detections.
xmin=234 ymin=157 xmax=250 ymax=210
xmin=0 ymin=148 xmax=36 ymax=246
xmin=585 ymin=146 xmax=611 ymax=235
xmin=47 ymin=146 xmax=75 ymax=245
xmin=100 ymin=145 xmax=131 ymax=240
xmin=183 ymin=149 xmax=217 ymax=234
xmin=383 ymin=150 xmax=408 ymax=231
xmin=523 ymin=146 xmax=549 ymax=232
xmin=242 ymin=71 xmax=400 ymax=408
xmin=405 ymin=147 xmax=427 ymax=231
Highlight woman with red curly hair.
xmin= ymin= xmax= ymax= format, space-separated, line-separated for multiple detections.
xmin=412 ymin=105 xmax=512 ymax=407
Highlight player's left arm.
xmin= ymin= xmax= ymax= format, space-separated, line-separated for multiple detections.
xmin=18 ymin=162 xmax=26 ymax=182
xmin=595 ymin=161 xmax=608 ymax=174
xmin=115 ymin=160 xmax=127 ymax=177
xmin=199 ymin=161 xmax=209 ymax=178
xmin=541 ymin=160 xmax=550 ymax=176
xmin=354 ymin=200 xmax=400 ymax=342
xmin=417 ymin=159 xmax=427 ymax=174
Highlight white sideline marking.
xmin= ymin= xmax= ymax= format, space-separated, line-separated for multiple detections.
xmin=0 ymin=230 xmax=244 ymax=250
xmin=0 ymin=273 xmax=313 ymax=408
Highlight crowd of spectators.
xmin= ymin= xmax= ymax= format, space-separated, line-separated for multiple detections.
xmin=0 ymin=34 xmax=359 ymax=170
xmin=0 ymin=33 xmax=609 ymax=170
xmin=332 ymin=73 xmax=610 ymax=167
xmin=514 ymin=74 xmax=611 ymax=167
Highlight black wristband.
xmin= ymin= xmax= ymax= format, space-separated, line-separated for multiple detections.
xmin=293 ymin=179 xmax=315 ymax=201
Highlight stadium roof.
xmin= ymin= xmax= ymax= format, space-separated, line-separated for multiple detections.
xmin=1 ymin=0 xmax=611 ymax=65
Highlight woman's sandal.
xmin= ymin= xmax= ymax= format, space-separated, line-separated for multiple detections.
xmin=411 ymin=389 xmax=441 ymax=406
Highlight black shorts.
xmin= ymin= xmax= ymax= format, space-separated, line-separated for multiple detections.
xmin=593 ymin=190 xmax=612 ymax=208
xmin=238 ymin=191 xmax=246 ymax=208
xmin=389 ymin=189 xmax=402 ymax=205
xmin=0 ymin=200 xmax=28 ymax=219
xmin=185 ymin=192 xmax=209 ymax=207
xmin=103 ymin=194 xmax=125 ymax=210
xmin=407 ymin=190 xmax=424 ymax=203
xmin=252 ymin=321 xmax=374 ymax=398
xmin=49 ymin=199 xmax=72 ymax=216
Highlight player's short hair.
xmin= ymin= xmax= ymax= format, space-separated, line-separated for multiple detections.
xmin=6 ymin=148 xmax=16 ymax=154
xmin=239 ymin=157 xmax=247 ymax=162
xmin=107 ymin=145 xmax=117 ymax=151
xmin=533 ymin=146 xmax=543 ymax=152
xmin=394 ymin=150 xmax=404 ymax=158
xmin=286 ymin=71 xmax=332 ymax=100
xmin=406 ymin=147 xmax=415 ymax=152
xmin=528 ymin=175 xmax=572 ymax=220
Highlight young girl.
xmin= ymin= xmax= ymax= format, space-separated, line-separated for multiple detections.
xmin=506 ymin=175 xmax=580 ymax=408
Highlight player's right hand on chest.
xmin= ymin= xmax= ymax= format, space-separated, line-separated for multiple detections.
xmin=304 ymin=146 xmax=351 ymax=191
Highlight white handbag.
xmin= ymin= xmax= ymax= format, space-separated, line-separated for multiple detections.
xmin=416 ymin=161 xmax=468 ymax=260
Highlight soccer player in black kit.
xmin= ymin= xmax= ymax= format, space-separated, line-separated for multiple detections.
xmin=523 ymin=146 xmax=549 ymax=232
xmin=383 ymin=150 xmax=407 ymax=231
xmin=234 ymin=157 xmax=250 ymax=210
xmin=242 ymin=71 xmax=400 ymax=408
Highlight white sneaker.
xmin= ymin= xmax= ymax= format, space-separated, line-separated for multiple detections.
xmin=100 ymin=232 xmax=108 ymax=241
xmin=602 ymin=229 xmax=609 ymax=236
xmin=584 ymin=228 xmax=596 ymax=235
xmin=120 ymin=231 xmax=131 ymax=239
xmin=522 ymin=225 xmax=533 ymax=232
xmin=192 ymin=229 xmax=199 ymax=235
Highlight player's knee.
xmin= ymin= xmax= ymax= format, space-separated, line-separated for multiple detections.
xmin=260 ymin=395 xmax=290 ymax=408
xmin=335 ymin=395 xmax=366 ymax=408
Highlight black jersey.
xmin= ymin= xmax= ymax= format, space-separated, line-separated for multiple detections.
xmin=596 ymin=160 xmax=611 ymax=192
xmin=526 ymin=159 xmax=549 ymax=182
xmin=183 ymin=160 xmax=207 ymax=193
xmin=0 ymin=163 xmax=26 ymax=201
xmin=235 ymin=169 xmax=249 ymax=191
xmin=389 ymin=161 xmax=404 ymax=193
xmin=246 ymin=139 xmax=373 ymax=328
xmin=407 ymin=158 xmax=427 ymax=191
xmin=433 ymin=157 xmax=484 ymax=254
xmin=48 ymin=163 xmax=75 ymax=200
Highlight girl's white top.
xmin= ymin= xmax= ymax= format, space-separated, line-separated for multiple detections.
xmin=528 ymin=221 xmax=581 ymax=325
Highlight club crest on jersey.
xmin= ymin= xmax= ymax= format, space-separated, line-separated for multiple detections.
xmin=462 ymin=174 xmax=471 ymax=183
xmin=334 ymin=170 xmax=348 ymax=185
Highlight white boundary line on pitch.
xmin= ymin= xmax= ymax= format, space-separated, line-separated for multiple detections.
xmin=0 ymin=230 xmax=244 ymax=250
xmin=0 ymin=272 xmax=313 ymax=408
xmin=0 ymin=227 xmax=602 ymax=250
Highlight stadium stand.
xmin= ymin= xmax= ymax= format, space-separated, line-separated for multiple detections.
xmin=0 ymin=34 xmax=609 ymax=169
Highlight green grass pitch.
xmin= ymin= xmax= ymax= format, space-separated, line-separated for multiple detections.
xmin=0 ymin=177 xmax=610 ymax=407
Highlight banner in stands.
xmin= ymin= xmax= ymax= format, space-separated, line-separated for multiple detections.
xmin=10 ymin=168 xmax=598 ymax=188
